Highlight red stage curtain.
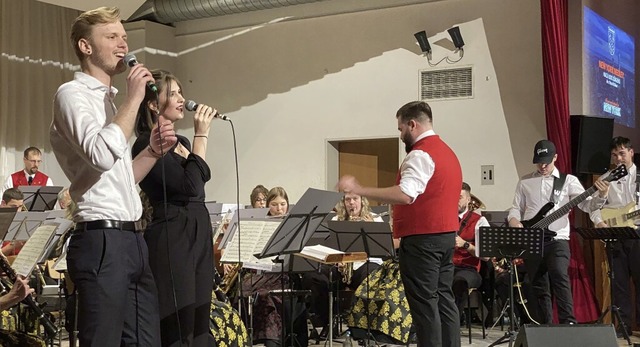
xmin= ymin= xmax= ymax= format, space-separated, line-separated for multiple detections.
xmin=540 ymin=0 xmax=599 ymax=322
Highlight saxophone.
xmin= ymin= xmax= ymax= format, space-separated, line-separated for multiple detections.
xmin=220 ymin=264 xmax=241 ymax=294
xmin=338 ymin=262 xmax=353 ymax=285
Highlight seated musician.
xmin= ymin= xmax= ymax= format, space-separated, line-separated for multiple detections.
xmin=304 ymin=193 xmax=384 ymax=339
xmin=0 ymin=188 xmax=27 ymax=257
xmin=452 ymin=182 xmax=489 ymax=320
xmin=250 ymin=185 xmax=269 ymax=208
xmin=238 ymin=186 xmax=307 ymax=347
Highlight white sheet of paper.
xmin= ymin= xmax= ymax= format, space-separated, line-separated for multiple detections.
xmin=220 ymin=220 xmax=281 ymax=271
xmin=12 ymin=224 xmax=57 ymax=277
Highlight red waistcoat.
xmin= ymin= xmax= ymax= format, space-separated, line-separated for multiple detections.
xmin=453 ymin=211 xmax=481 ymax=271
xmin=11 ymin=171 xmax=49 ymax=187
xmin=392 ymin=135 xmax=462 ymax=238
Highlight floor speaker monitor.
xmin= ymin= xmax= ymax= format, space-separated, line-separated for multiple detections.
xmin=514 ymin=324 xmax=617 ymax=347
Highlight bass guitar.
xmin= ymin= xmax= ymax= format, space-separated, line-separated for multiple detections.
xmin=601 ymin=201 xmax=640 ymax=228
xmin=522 ymin=165 xmax=628 ymax=230
xmin=0 ymin=255 xmax=58 ymax=340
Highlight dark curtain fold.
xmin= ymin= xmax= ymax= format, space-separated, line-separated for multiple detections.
xmin=540 ymin=0 xmax=599 ymax=323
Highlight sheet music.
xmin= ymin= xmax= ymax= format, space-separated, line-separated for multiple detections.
xmin=12 ymin=224 xmax=57 ymax=277
xmin=220 ymin=220 xmax=281 ymax=271
xmin=53 ymin=249 xmax=67 ymax=272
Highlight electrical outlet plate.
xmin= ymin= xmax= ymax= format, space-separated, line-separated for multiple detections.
xmin=481 ymin=165 xmax=494 ymax=185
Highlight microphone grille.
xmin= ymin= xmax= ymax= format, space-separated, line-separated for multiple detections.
xmin=123 ymin=53 xmax=137 ymax=67
xmin=185 ymin=100 xmax=198 ymax=112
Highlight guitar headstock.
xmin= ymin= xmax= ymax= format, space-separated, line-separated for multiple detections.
xmin=606 ymin=164 xmax=628 ymax=182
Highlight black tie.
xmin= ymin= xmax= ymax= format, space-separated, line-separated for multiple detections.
xmin=28 ymin=176 xmax=33 ymax=185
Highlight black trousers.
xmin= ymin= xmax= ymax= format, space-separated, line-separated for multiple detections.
xmin=452 ymin=266 xmax=482 ymax=313
xmin=67 ymin=228 xmax=160 ymax=346
xmin=611 ymin=239 xmax=640 ymax=329
xmin=524 ymin=239 xmax=575 ymax=324
xmin=399 ymin=232 xmax=460 ymax=347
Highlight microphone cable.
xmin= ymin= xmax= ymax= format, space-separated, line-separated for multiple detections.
xmin=227 ymin=119 xmax=252 ymax=346
xmin=151 ymin=96 xmax=184 ymax=344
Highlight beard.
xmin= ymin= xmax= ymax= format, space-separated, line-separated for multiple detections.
xmin=402 ymin=133 xmax=414 ymax=153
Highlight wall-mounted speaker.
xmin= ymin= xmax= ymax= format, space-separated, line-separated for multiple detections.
xmin=514 ymin=324 xmax=617 ymax=347
xmin=570 ymin=115 xmax=614 ymax=174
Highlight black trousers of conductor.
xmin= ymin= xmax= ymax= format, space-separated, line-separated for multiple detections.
xmin=67 ymin=227 xmax=161 ymax=346
xmin=399 ymin=232 xmax=460 ymax=347
xmin=524 ymin=239 xmax=576 ymax=324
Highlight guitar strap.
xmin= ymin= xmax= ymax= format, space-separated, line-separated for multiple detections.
xmin=550 ymin=173 xmax=567 ymax=205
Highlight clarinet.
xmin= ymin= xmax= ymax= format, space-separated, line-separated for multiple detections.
xmin=0 ymin=256 xmax=58 ymax=340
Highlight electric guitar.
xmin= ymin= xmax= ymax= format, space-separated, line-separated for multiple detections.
xmin=600 ymin=201 xmax=640 ymax=227
xmin=522 ymin=165 xmax=628 ymax=230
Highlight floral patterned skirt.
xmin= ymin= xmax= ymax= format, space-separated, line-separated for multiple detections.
xmin=346 ymin=259 xmax=413 ymax=344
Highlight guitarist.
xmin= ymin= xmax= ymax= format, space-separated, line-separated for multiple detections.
xmin=507 ymin=140 xmax=609 ymax=324
xmin=590 ymin=136 xmax=638 ymax=337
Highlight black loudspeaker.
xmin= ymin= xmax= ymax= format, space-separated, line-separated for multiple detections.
xmin=570 ymin=115 xmax=614 ymax=174
xmin=514 ymin=324 xmax=617 ymax=347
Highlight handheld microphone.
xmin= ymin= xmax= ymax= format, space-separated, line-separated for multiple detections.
xmin=185 ymin=100 xmax=230 ymax=121
xmin=122 ymin=53 xmax=158 ymax=93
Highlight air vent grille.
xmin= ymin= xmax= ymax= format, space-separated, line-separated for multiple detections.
xmin=420 ymin=67 xmax=473 ymax=100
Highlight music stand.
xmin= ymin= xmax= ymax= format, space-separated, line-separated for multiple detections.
xmin=325 ymin=220 xmax=395 ymax=346
xmin=255 ymin=188 xmax=342 ymax=347
xmin=478 ymin=226 xmax=545 ymax=347
xmin=0 ymin=207 xmax=18 ymax=240
xmin=257 ymin=188 xmax=342 ymax=258
xmin=18 ymin=185 xmax=63 ymax=211
xmin=576 ymin=226 xmax=640 ymax=345
xmin=4 ymin=211 xmax=47 ymax=248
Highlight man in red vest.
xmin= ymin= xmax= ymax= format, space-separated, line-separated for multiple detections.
xmin=339 ymin=101 xmax=462 ymax=347
xmin=1 ymin=147 xmax=53 ymax=196
xmin=452 ymin=182 xmax=489 ymax=318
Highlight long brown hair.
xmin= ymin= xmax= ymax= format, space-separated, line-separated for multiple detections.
xmin=135 ymin=69 xmax=183 ymax=136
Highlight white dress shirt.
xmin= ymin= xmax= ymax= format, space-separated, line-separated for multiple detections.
xmin=508 ymin=167 xmax=607 ymax=240
xmin=398 ymin=130 xmax=436 ymax=203
xmin=1 ymin=170 xmax=54 ymax=196
xmin=50 ymin=72 xmax=142 ymax=223
xmin=590 ymin=164 xmax=638 ymax=225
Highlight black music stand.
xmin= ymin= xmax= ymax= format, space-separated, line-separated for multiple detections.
xmin=18 ymin=185 xmax=63 ymax=211
xmin=325 ymin=220 xmax=395 ymax=346
xmin=576 ymin=226 xmax=640 ymax=345
xmin=256 ymin=188 xmax=342 ymax=347
xmin=478 ymin=226 xmax=545 ymax=347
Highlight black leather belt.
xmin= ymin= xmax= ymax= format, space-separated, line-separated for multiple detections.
xmin=75 ymin=220 xmax=137 ymax=232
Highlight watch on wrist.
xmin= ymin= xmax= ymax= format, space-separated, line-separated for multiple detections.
xmin=463 ymin=241 xmax=470 ymax=250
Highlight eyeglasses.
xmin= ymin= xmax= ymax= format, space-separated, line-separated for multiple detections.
xmin=255 ymin=198 xmax=267 ymax=202
xmin=25 ymin=159 xmax=42 ymax=164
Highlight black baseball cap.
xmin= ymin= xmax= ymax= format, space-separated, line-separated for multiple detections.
xmin=533 ymin=140 xmax=556 ymax=164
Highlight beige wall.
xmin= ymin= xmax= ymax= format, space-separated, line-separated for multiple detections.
xmin=112 ymin=0 xmax=546 ymax=209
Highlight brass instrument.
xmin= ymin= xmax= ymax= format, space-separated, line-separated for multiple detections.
xmin=469 ymin=194 xmax=485 ymax=211
xmin=338 ymin=262 xmax=353 ymax=285
xmin=220 ymin=264 xmax=241 ymax=294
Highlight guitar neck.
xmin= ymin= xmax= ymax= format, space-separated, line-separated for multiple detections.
xmin=533 ymin=186 xmax=597 ymax=229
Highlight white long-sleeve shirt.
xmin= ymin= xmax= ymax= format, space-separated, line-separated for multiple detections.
xmin=590 ymin=164 xmax=638 ymax=225
xmin=50 ymin=72 xmax=142 ymax=223
xmin=508 ymin=168 xmax=607 ymax=240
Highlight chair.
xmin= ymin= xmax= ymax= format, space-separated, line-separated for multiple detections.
xmin=464 ymin=287 xmax=486 ymax=344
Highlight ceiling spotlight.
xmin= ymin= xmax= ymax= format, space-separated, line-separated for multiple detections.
xmin=414 ymin=31 xmax=432 ymax=55
xmin=447 ymin=26 xmax=465 ymax=50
